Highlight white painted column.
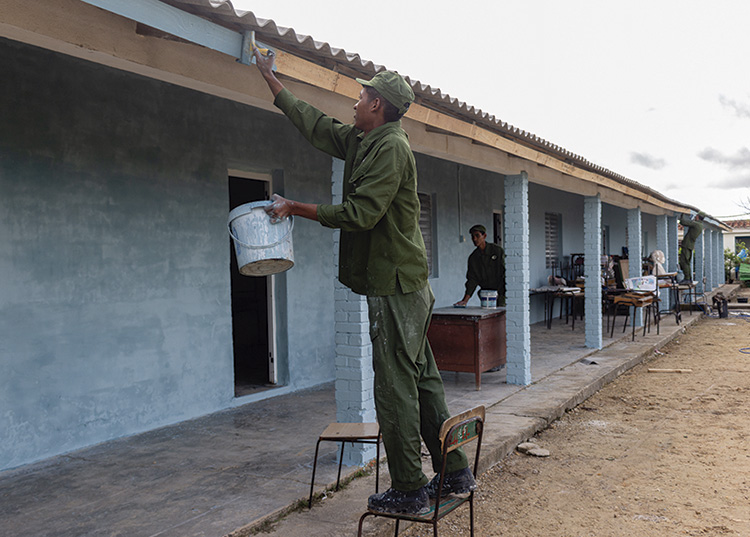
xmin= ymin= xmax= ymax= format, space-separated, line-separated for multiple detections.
xmin=656 ymin=215 xmax=670 ymax=310
xmin=712 ymin=229 xmax=719 ymax=289
xmin=705 ymin=229 xmax=714 ymax=291
xmin=716 ymin=230 xmax=725 ymax=285
xmin=584 ymin=195 xmax=602 ymax=349
xmin=504 ymin=172 xmax=531 ymax=386
xmin=331 ymin=158 xmax=376 ymax=465
xmin=695 ymin=231 xmax=705 ymax=292
xmin=627 ymin=208 xmax=643 ymax=326
xmin=667 ymin=216 xmax=679 ymax=274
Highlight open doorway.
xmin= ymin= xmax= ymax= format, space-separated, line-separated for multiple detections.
xmin=228 ymin=173 xmax=277 ymax=397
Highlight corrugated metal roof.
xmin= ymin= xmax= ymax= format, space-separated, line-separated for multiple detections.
xmin=165 ymin=0 xmax=714 ymax=218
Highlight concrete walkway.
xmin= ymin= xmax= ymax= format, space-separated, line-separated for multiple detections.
xmin=0 ymin=284 xmax=738 ymax=537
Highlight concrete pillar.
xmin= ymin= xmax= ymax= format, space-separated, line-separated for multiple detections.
xmin=695 ymin=232 xmax=705 ymax=292
xmin=504 ymin=172 xmax=531 ymax=386
xmin=701 ymin=230 xmax=714 ymax=292
xmin=656 ymin=215 xmax=670 ymax=310
xmin=667 ymin=216 xmax=679 ymax=274
xmin=331 ymin=158 xmax=376 ymax=465
xmin=712 ymin=229 xmax=719 ymax=289
xmin=627 ymin=208 xmax=643 ymax=326
xmin=717 ymin=230 xmax=725 ymax=285
xmin=584 ymin=195 xmax=602 ymax=349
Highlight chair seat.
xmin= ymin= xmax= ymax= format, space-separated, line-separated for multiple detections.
xmin=614 ymin=293 xmax=655 ymax=307
xmin=310 ymin=422 xmax=381 ymax=509
xmin=319 ymin=422 xmax=380 ymax=441
xmin=370 ymin=495 xmax=469 ymax=522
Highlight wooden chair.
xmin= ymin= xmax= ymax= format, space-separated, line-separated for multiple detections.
xmin=357 ymin=406 xmax=485 ymax=537
xmin=309 ymin=422 xmax=381 ymax=508
xmin=610 ymin=276 xmax=660 ymax=341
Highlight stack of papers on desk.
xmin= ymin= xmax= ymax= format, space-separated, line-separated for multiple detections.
xmin=558 ymin=286 xmax=582 ymax=293
xmin=531 ymin=286 xmax=581 ymax=293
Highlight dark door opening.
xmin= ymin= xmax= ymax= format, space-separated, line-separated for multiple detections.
xmin=229 ymin=176 xmax=272 ymax=397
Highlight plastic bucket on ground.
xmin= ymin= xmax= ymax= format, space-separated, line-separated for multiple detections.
xmin=228 ymin=200 xmax=294 ymax=276
xmin=479 ymin=290 xmax=498 ymax=308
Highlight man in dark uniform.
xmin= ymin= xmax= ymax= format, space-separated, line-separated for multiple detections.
xmin=252 ymin=47 xmax=474 ymax=515
xmin=679 ymin=212 xmax=704 ymax=283
xmin=454 ymin=224 xmax=506 ymax=307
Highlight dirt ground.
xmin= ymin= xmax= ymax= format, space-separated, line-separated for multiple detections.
xmin=406 ymin=312 xmax=750 ymax=537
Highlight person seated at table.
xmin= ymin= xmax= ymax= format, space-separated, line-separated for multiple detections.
xmin=454 ymin=224 xmax=506 ymax=307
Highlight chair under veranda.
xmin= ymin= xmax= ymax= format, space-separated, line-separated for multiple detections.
xmin=308 ymin=422 xmax=381 ymax=508
xmin=610 ymin=275 xmax=660 ymax=341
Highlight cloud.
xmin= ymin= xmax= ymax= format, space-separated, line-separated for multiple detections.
xmin=698 ymin=147 xmax=750 ymax=169
xmin=698 ymin=147 xmax=750 ymax=190
xmin=630 ymin=152 xmax=667 ymax=170
xmin=719 ymin=94 xmax=750 ymax=119
xmin=712 ymin=174 xmax=750 ymax=189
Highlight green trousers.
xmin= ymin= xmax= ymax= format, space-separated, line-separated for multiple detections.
xmin=679 ymin=248 xmax=693 ymax=281
xmin=367 ymin=283 xmax=468 ymax=491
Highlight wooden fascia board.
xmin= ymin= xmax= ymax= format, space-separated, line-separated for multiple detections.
xmin=272 ymin=49 xmax=684 ymax=215
xmin=2 ymin=0 xmax=684 ymax=215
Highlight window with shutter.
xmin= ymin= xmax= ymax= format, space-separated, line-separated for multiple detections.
xmin=545 ymin=212 xmax=561 ymax=269
xmin=418 ymin=192 xmax=434 ymax=277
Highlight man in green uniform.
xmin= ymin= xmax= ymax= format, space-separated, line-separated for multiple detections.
xmin=454 ymin=225 xmax=506 ymax=307
xmin=679 ymin=212 xmax=704 ymax=283
xmin=252 ymin=48 xmax=474 ymax=514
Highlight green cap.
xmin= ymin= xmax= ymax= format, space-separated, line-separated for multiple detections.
xmin=470 ymin=224 xmax=486 ymax=234
xmin=356 ymin=71 xmax=415 ymax=116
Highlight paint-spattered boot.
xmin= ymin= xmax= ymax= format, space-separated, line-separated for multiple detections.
xmin=367 ymin=487 xmax=430 ymax=514
xmin=425 ymin=467 xmax=477 ymax=499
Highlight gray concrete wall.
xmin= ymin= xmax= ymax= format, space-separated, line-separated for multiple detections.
xmin=602 ymin=204 xmax=628 ymax=257
xmin=414 ymin=155 xmax=505 ymax=308
xmin=641 ymin=213 xmax=657 ymax=260
xmin=528 ymin=183 xmax=585 ymax=323
xmin=0 ymin=37 xmax=612 ymax=471
xmin=0 ymin=39 xmax=335 ymax=470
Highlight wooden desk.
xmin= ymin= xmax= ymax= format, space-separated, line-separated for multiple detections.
xmin=427 ymin=307 xmax=506 ymax=390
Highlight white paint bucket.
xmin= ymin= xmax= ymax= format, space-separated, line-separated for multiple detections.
xmin=479 ymin=290 xmax=498 ymax=308
xmin=228 ymin=200 xmax=294 ymax=276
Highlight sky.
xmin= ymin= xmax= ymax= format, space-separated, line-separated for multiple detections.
xmin=233 ymin=0 xmax=750 ymax=221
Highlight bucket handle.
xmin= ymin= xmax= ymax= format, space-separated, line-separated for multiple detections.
xmin=228 ymin=216 xmax=294 ymax=250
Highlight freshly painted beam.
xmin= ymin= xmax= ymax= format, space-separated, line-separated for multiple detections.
xmin=81 ymin=0 xmax=242 ymax=57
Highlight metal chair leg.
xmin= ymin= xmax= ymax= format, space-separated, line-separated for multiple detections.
xmin=470 ymin=496 xmax=475 ymax=536
xmin=375 ymin=434 xmax=381 ymax=493
xmin=357 ymin=512 xmax=370 ymax=537
xmin=335 ymin=441 xmax=346 ymax=491
xmin=309 ymin=438 xmax=323 ymax=508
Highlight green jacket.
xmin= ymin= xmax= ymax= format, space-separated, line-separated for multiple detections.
xmin=274 ymin=89 xmax=428 ymax=296
xmin=680 ymin=216 xmax=704 ymax=251
xmin=464 ymin=242 xmax=506 ymax=297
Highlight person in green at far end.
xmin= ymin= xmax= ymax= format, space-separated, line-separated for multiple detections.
xmin=251 ymin=47 xmax=475 ymax=515
xmin=679 ymin=212 xmax=704 ymax=283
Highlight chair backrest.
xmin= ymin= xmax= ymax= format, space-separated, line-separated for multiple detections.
xmin=624 ymin=275 xmax=657 ymax=292
xmin=439 ymin=406 xmax=485 ymax=455
xmin=614 ymin=259 xmax=628 ymax=288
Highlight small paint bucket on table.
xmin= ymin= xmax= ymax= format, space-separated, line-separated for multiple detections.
xmin=479 ymin=290 xmax=498 ymax=308
xmin=228 ymin=200 xmax=294 ymax=276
